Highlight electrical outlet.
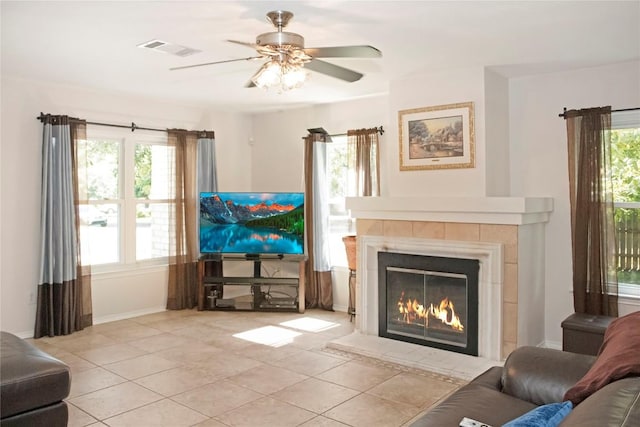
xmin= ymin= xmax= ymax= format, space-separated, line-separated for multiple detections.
xmin=29 ymin=292 xmax=36 ymax=305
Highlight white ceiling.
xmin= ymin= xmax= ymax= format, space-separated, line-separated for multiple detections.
xmin=2 ymin=1 xmax=639 ymax=114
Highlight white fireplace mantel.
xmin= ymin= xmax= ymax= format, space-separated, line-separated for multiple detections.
xmin=346 ymin=196 xmax=553 ymax=225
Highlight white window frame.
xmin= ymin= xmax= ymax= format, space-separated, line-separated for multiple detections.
xmin=82 ymin=127 xmax=171 ymax=273
xmin=326 ymin=135 xmax=356 ymax=268
xmin=611 ymin=110 xmax=640 ymax=298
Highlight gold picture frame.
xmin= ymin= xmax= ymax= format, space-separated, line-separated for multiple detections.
xmin=398 ymin=102 xmax=475 ymax=171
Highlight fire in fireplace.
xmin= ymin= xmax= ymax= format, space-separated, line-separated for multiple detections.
xmin=378 ymin=252 xmax=479 ymax=356
xmin=397 ymin=291 xmax=464 ymax=331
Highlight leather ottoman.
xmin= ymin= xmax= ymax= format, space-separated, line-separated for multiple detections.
xmin=561 ymin=313 xmax=614 ymax=356
xmin=0 ymin=332 xmax=70 ymax=427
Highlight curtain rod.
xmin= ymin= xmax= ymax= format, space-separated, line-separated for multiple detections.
xmin=558 ymin=107 xmax=640 ymax=118
xmin=330 ymin=125 xmax=385 ymax=137
xmin=37 ymin=112 xmax=166 ymax=132
xmin=36 ymin=112 xmax=214 ymax=137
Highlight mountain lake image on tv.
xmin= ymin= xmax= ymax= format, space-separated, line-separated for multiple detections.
xmin=199 ymin=192 xmax=305 ymax=255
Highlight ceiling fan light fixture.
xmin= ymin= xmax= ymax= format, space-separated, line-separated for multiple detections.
xmin=281 ymin=61 xmax=309 ymax=90
xmin=252 ymin=60 xmax=282 ymax=89
xmin=251 ymin=58 xmax=308 ymax=91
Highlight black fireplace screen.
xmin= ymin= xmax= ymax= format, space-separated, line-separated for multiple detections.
xmin=378 ymin=252 xmax=479 ymax=356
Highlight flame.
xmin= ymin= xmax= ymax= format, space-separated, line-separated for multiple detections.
xmin=396 ymin=291 xmax=464 ymax=332
xmin=429 ymin=297 xmax=464 ymax=331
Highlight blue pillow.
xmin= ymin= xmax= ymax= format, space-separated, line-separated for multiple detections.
xmin=502 ymin=401 xmax=573 ymax=427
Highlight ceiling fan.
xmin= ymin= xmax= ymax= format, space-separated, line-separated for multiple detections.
xmin=169 ymin=10 xmax=382 ymax=90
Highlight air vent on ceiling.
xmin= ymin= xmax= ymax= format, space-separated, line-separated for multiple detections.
xmin=137 ymin=39 xmax=201 ymax=57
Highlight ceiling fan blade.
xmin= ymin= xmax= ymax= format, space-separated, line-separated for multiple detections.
xmin=227 ymin=39 xmax=258 ymax=49
xmin=305 ymin=59 xmax=364 ymax=83
xmin=303 ymin=45 xmax=382 ymax=58
xmin=169 ymin=56 xmax=263 ymax=71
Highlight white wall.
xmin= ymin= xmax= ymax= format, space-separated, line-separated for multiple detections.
xmin=388 ymin=66 xmax=488 ymax=197
xmin=509 ymin=60 xmax=640 ymax=347
xmin=0 ymin=76 xmax=252 ymax=335
xmin=484 ymin=69 xmax=510 ymax=196
xmin=249 ymin=108 xmax=309 ymax=193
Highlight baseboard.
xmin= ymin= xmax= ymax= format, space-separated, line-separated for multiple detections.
xmin=540 ymin=340 xmax=562 ymax=350
xmin=332 ymin=304 xmax=348 ymax=313
xmin=12 ymin=306 xmax=167 ymax=339
xmin=14 ymin=330 xmax=35 ymax=339
xmin=93 ymin=306 xmax=167 ymax=325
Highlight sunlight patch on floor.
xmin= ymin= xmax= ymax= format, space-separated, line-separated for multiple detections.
xmin=279 ymin=317 xmax=340 ymax=332
xmin=233 ymin=325 xmax=301 ymax=347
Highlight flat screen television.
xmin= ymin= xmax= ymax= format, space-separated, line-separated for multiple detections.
xmin=199 ymin=192 xmax=305 ymax=256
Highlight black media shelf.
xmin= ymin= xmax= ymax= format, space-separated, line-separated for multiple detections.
xmin=197 ymin=255 xmax=306 ymax=313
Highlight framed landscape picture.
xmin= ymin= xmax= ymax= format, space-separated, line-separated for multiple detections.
xmin=398 ymin=102 xmax=475 ymax=171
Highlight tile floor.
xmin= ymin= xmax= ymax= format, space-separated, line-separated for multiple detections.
xmin=30 ymin=309 xmax=465 ymax=427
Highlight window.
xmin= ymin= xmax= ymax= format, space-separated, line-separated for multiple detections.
xmin=77 ymin=128 xmax=173 ymax=268
xmin=326 ymin=135 xmax=355 ymax=267
xmin=611 ymin=110 xmax=640 ymax=291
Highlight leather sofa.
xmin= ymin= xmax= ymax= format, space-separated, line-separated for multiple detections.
xmin=0 ymin=332 xmax=71 ymax=427
xmin=410 ymin=346 xmax=640 ymax=426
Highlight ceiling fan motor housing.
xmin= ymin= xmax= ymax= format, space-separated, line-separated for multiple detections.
xmin=256 ymin=31 xmax=305 ymax=49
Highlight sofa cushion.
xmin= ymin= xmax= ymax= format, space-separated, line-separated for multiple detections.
xmin=502 ymin=401 xmax=572 ymax=427
xmin=0 ymin=332 xmax=71 ymax=419
xmin=410 ymin=367 xmax=537 ymax=427
xmin=564 ymin=311 xmax=640 ymax=405
xmin=561 ymin=377 xmax=640 ymax=426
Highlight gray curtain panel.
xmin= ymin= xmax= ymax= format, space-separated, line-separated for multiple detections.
xmin=35 ymin=115 xmax=92 ymax=338
xmin=197 ymin=137 xmax=218 ymax=193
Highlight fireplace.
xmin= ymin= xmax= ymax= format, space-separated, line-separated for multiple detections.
xmin=327 ymin=192 xmax=551 ymax=377
xmin=354 ymin=234 xmax=504 ymax=362
xmin=378 ymin=252 xmax=479 ymax=356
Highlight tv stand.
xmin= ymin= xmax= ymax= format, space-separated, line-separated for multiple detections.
xmin=197 ymin=255 xmax=306 ymax=313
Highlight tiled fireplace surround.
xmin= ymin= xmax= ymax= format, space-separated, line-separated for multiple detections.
xmin=329 ymin=197 xmax=553 ymax=379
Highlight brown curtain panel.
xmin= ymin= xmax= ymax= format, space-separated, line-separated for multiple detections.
xmin=166 ymin=130 xmax=201 ymax=310
xmin=566 ymin=107 xmax=618 ymax=316
xmin=347 ymin=128 xmax=381 ymax=196
xmin=303 ymin=134 xmax=333 ymax=310
xmin=72 ymin=123 xmax=94 ymax=331
xmin=35 ymin=115 xmax=92 ymax=338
